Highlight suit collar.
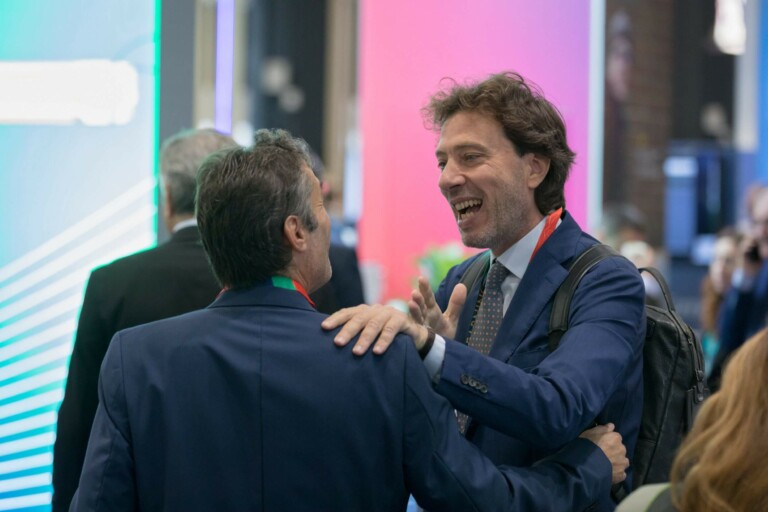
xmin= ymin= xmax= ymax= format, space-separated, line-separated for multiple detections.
xmin=209 ymin=283 xmax=317 ymax=312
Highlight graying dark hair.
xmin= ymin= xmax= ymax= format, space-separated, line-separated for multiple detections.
xmin=160 ymin=128 xmax=238 ymax=214
xmin=196 ymin=128 xmax=317 ymax=288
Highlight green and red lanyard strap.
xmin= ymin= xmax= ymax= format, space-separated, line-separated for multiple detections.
xmin=270 ymin=276 xmax=316 ymax=308
xmin=219 ymin=276 xmax=316 ymax=309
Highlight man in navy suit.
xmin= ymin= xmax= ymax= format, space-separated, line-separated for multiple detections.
xmin=324 ymin=72 xmax=645 ymax=511
xmin=71 ymin=128 xmax=628 ymax=511
xmin=710 ymin=187 xmax=768 ymax=390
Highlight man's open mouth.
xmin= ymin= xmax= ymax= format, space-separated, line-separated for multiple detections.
xmin=455 ymin=199 xmax=482 ymax=221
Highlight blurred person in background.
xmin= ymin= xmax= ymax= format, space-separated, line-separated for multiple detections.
xmin=596 ymin=203 xmax=647 ymax=251
xmin=699 ymin=229 xmax=739 ymax=375
xmin=618 ymin=327 xmax=768 ymax=511
xmin=307 ymin=148 xmax=366 ymax=313
xmin=52 ymin=129 xmax=236 ymax=512
xmin=70 ymin=128 xmax=629 ymax=512
xmin=709 ymin=186 xmax=768 ymax=391
xmin=597 ymin=203 xmax=662 ymax=306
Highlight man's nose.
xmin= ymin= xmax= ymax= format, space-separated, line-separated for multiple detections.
xmin=438 ymin=161 xmax=464 ymax=191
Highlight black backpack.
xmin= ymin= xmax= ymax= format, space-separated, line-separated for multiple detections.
xmin=460 ymin=244 xmax=709 ymax=491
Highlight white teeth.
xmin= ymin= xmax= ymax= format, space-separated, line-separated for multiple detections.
xmin=455 ymin=199 xmax=481 ymax=221
xmin=454 ymin=199 xmax=481 ymax=211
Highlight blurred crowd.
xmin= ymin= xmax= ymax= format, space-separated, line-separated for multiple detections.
xmin=597 ymin=184 xmax=768 ymax=396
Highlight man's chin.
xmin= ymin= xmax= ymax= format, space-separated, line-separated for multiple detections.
xmin=460 ymin=232 xmax=489 ymax=251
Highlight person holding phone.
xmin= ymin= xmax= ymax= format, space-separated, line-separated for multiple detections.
xmin=709 ymin=186 xmax=768 ymax=390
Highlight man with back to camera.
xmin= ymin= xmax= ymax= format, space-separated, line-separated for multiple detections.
xmin=52 ymin=129 xmax=236 ymax=512
xmin=709 ymin=186 xmax=768 ymax=390
xmin=323 ymin=72 xmax=646 ymax=511
xmin=70 ymin=128 xmax=629 ymax=511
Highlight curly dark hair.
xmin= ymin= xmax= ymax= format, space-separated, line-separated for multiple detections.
xmin=196 ymin=129 xmax=316 ymax=289
xmin=423 ymin=71 xmax=575 ymax=214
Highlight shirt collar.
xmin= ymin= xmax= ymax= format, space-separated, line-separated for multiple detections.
xmin=172 ymin=218 xmax=198 ymax=233
xmin=493 ymin=216 xmax=549 ymax=279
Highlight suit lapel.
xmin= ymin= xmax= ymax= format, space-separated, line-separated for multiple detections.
xmin=456 ymin=276 xmax=482 ymax=344
xmin=487 ymin=213 xmax=584 ymax=361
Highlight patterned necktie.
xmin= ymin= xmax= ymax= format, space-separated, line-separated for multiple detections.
xmin=467 ymin=261 xmax=509 ymax=356
xmin=458 ymin=261 xmax=509 ymax=433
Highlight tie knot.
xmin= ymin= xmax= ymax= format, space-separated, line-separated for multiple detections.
xmin=486 ymin=261 xmax=509 ymax=290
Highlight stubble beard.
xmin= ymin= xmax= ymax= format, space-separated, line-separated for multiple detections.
xmin=459 ymin=184 xmax=527 ymax=255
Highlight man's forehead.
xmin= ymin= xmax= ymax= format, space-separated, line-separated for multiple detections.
xmin=434 ymin=141 xmax=488 ymax=156
xmin=436 ymin=112 xmax=505 ymax=149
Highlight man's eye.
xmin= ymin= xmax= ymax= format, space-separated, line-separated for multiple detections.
xmin=463 ymin=154 xmax=479 ymax=162
xmin=437 ymin=161 xmax=446 ymax=170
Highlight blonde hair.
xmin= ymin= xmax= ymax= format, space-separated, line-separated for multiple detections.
xmin=670 ymin=329 xmax=768 ymax=511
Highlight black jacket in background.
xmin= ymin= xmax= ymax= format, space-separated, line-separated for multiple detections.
xmin=310 ymin=243 xmax=365 ymax=314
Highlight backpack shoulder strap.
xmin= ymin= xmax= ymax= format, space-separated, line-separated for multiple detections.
xmin=639 ymin=267 xmax=677 ymax=312
xmin=548 ymin=244 xmax=620 ymax=351
xmin=459 ymin=251 xmax=492 ymax=292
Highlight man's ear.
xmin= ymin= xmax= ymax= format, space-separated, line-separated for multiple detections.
xmin=283 ymin=215 xmax=308 ymax=252
xmin=527 ymin=153 xmax=551 ymax=189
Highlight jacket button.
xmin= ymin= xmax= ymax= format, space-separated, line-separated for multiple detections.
xmin=460 ymin=374 xmax=470 ymax=385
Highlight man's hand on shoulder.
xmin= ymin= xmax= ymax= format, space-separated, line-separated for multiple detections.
xmin=321 ymin=276 xmax=468 ymax=356
xmin=579 ymin=423 xmax=628 ymax=484
xmin=322 ymin=304 xmax=429 ymax=355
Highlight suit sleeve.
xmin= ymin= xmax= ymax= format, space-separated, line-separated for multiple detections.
xmin=53 ymin=271 xmax=113 ymax=512
xmin=69 ymin=332 xmax=137 ymax=512
xmin=435 ymin=256 xmax=645 ymax=449
xmin=401 ymin=341 xmax=612 ymax=511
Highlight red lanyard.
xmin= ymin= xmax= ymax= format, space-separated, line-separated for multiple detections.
xmin=530 ymin=208 xmax=562 ymax=261
xmin=281 ymin=278 xmax=316 ymax=308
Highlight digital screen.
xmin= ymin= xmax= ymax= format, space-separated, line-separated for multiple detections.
xmin=0 ymin=1 xmax=160 ymax=510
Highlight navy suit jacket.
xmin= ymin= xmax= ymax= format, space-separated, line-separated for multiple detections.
xmin=434 ymin=212 xmax=645 ymax=511
xmin=53 ymin=226 xmax=220 ymax=512
xmin=710 ymin=260 xmax=768 ymax=389
xmin=71 ymin=284 xmax=614 ymax=512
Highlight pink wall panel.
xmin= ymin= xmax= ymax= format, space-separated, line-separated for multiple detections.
xmin=358 ymin=0 xmax=591 ymax=301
